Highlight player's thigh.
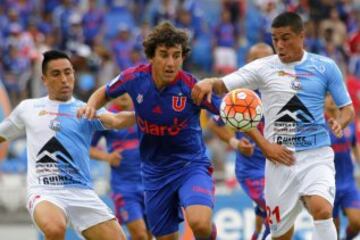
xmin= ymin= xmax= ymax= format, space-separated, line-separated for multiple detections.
xmin=145 ymin=187 xmax=182 ymax=237
xmin=126 ymin=218 xmax=150 ymax=239
xmin=344 ymin=208 xmax=360 ymax=227
xmin=33 ymin=200 xmax=67 ymax=233
xmin=239 ymin=177 xmax=266 ymax=210
xmin=82 ymin=219 xmax=125 ymax=240
xmin=112 ymin=192 xmax=145 ymax=225
xmin=265 ymin=162 xmax=301 ymax=238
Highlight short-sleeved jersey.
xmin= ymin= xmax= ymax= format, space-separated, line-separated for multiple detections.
xmin=330 ymin=122 xmax=357 ymax=190
xmin=106 ymin=64 xmax=220 ymax=190
xmin=213 ymin=115 xmax=265 ymax=180
xmin=0 ymin=97 xmax=105 ymax=191
xmin=223 ymin=51 xmax=352 ymax=151
xmin=91 ymin=106 xmax=142 ymax=193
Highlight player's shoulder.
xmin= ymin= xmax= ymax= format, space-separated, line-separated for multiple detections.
xmin=306 ymin=52 xmax=336 ymax=66
xmin=17 ymin=97 xmax=47 ymax=109
xmin=121 ymin=64 xmax=151 ymax=80
xmin=176 ymin=69 xmax=198 ymax=89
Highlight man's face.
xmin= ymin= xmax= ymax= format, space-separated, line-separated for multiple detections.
xmin=150 ymin=44 xmax=184 ymax=87
xmin=42 ymin=58 xmax=75 ymax=101
xmin=271 ymin=26 xmax=304 ymax=63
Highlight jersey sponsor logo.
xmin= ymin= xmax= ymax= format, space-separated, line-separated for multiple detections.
xmin=276 ymin=95 xmax=314 ymax=123
xmin=38 ymin=110 xmax=74 ymax=118
xmin=275 ymin=135 xmax=314 ymax=147
xmin=277 ymin=70 xmax=314 ymax=78
xmin=36 ymin=137 xmax=81 ymax=185
xmin=136 ymin=116 xmax=187 ymax=136
xmin=172 ymin=96 xmax=187 ymax=112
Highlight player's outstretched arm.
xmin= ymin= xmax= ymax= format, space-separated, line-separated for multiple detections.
xmin=77 ymin=86 xmax=109 ymax=120
xmin=207 ymin=119 xmax=254 ymax=156
xmin=245 ymin=128 xmax=295 ymax=166
xmin=90 ymin=147 xmax=122 ymax=167
xmin=192 ymin=78 xmax=228 ymax=105
xmin=97 ymin=111 xmax=136 ymax=130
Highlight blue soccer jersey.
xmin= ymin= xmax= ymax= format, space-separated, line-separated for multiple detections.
xmin=105 ymin=64 xmax=220 ymax=190
xmin=91 ymin=105 xmax=142 ymax=193
xmin=330 ymin=122 xmax=358 ymax=190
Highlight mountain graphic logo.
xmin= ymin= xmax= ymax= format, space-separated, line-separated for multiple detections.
xmin=276 ymin=95 xmax=314 ymax=123
xmin=36 ymin=137 xmax=73 ymax=163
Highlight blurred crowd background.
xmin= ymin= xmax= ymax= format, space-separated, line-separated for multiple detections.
xmin=0 ymin=0 xmax=360 ymax=238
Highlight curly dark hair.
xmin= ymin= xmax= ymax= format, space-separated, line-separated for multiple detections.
xmin=143 ymin=21 xmax=191 ymax=59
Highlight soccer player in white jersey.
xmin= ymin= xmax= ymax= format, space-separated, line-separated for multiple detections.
xmin=0 ymin=50 xmax=130 ymax=240
xmin=192 ymin=12 xmax=355 ymax=240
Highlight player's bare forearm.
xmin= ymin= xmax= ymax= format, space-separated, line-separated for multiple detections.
xmin=207 ymin=119 xmax=234 ymax=143
xmin=98 ymin=111 xmax=135 ymax=129
xmin=78 ymin=86 xmax=109 ymax=119
xmin=337 ymin=104 xmax=355 ymax=129
xmin=87 ymin=86 xmax=109 ymax=110
xmin=90 ymin=147 xmax=122 ymax=166
xmin=212 ymin=78 xmax=228 ymax=95
xmin=352 ymin=143 xmax=360 ymax=164
xmin=245 ymin=128 xmax=295 ymax=165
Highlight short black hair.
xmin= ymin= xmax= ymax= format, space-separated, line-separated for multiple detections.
xmin=143 ymin=21 xmax=191 ymax=59
xmin=42 ymin=50 xmax=72 ymax=74
xmin=271 ymin=12 xmax=304 ymax=33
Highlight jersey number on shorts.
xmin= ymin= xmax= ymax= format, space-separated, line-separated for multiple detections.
xmin=266 ymin=205 xmax=281 ymax=224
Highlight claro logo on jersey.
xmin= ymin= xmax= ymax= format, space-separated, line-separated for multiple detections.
xmin=136 ymin=116 xmax=187 ymax=136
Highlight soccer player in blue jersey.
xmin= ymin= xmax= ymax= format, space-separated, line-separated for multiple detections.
xmin=90 ymin=94 xmax=152 ymax=240
xmin=192 ymin=12 xmax=355 ymax=240
xmin=78 ymin=22 xmax=219 ymax=240
xmin=325 ymin=95 xmax=360 ymax=240
xmin=208 ymin=43 xmax=273 ymax=240
xmin=0 ymin=50 xmax=127 ymax=240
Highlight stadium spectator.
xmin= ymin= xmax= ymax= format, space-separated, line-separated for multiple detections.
xmin=78 ymin=21 xmax=219 ymax=240
xmin=0 ymin=50 xmax=126 ymax=240
xmin=191 ymin=12 xmax=354 ymax=240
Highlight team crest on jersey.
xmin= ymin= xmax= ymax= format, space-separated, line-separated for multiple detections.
xmin=49 ymin=118 xmax=61 ymax=131
xmin=290 ymin=78 xmax=302 ymax=90
xmin=172 ymin=96 xmax=187 ymax=112
xmin=136 ymin=94 xmax=143 ymax=104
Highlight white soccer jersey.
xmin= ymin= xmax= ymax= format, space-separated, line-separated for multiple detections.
xmin=0 ymin=96 xmax=106 ymax=191
xmin=223 ymin=51 xmax=352 ymax=151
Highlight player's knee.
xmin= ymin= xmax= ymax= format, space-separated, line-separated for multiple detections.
xmin=188 ymin=220 xmax=212 ymax=237
xmin=349 ymin=218 xmax=360 ymax=231
xmin=130 ymin=230 xmax=149 ymax=240
xmin=311 ymin=206 xmax=332 ymax=220
xmin=41 ymin=222 xmax=66 ymax=239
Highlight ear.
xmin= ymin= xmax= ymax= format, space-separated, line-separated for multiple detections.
xmin=41 ymin=75 xmax=48 ymax=87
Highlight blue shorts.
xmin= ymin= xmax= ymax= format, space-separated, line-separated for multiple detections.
xmin=239 ymin=177 xmax=266 ymax=217
xmin=111 ymin=190 xmax=146 ymax=225
xmin=333 ymin=183 xmax=360 ymax=218
xmin=145 ymin=166 xmax=214 ymax=237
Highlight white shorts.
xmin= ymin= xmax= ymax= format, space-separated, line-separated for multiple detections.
xmin=264 ymin=146 xmax=335 ymax=237
xmin=27 ymin=188 xmax=115 ymax=235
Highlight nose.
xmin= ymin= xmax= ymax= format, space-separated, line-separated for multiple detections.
xmin=167 ymin=56 xmax=175 ymax=66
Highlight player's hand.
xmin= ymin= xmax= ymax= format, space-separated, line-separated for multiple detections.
xmin=106 ymin=150 xmax=122 ymax=167
xmin=237 ymin=138 xmax=255 ymax=157
xmin=77 ymin=105 xmax=97 ymax=120
xmin=191 ymin=78 xmax=215 ymax=105
xmin=328 ymin=117 xmax=343 ymax=138
xmin=263 ymin=143 xmax=295 ymax=166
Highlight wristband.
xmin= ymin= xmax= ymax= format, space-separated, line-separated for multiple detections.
xmin=229 ymin=137 xmax=240 ymax=150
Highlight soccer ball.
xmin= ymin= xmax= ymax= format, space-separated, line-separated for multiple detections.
xmin=220 ymin=88 xmax=263 ymax=131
